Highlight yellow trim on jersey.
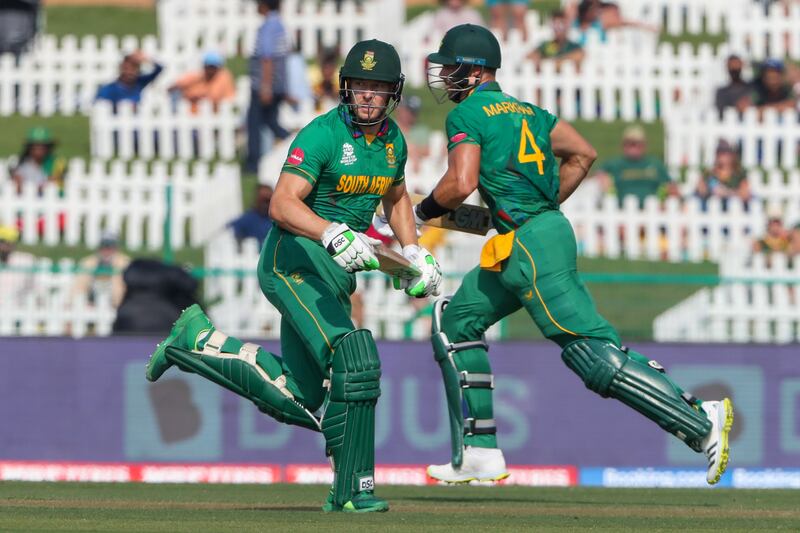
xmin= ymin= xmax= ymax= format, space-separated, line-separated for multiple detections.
xmin=282 ymin=165 xmax=318 ymax=183
xmin=515 ymin=237 xmax=580 ymax=337
xmin=364 ymin=133 xmax=376 ymax=145
xmin=272 ymin=233 xmax=333 ymax=352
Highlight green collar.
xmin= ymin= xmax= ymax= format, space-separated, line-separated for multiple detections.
xmin=477 ymin=81 xmax=502 ymax=92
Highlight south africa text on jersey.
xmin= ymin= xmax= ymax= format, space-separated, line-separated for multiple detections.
xmin=482 ymin=101 xmax=534 ymax=117
xmin=335 ymin=174 xmax=395 ymax=195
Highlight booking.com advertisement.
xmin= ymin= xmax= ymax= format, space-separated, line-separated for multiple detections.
xmin=1 ymin=338 xmax=798 ymax=489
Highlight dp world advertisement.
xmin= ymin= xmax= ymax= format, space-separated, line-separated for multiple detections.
xmin=1 ymin=338 xmax=798 ymax=489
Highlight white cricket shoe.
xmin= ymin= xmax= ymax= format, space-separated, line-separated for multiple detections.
xmin=700 ymin=398 xmax=734 ymax=485
xmin=427 ymin=446 xmax=509 ymax=484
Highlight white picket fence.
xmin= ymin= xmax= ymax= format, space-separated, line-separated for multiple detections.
xmin=157 ymin=0 xmax=404 ymax=60
xmin=90 ymin=99 xmax=240 ymax=161
xmin=0 ymin=159 xmax=241 ymax=250
xmin=728 ymin=1 xmax=800 ymax=60
xmin=0 ymin=257 xmax=116 ymax=337
xmin=654 ymin=252 xmax=800 ymax=343
xmin=666 ymin=107 xmax=800 ymax=170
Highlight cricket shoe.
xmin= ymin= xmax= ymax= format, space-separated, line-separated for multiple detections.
xmin=699 ymin=398 xmax=734 ymax=485
xmin=322 ymin=488 xmax=389 ymax=513
xmin=427 ymin=446 xmax=509 ymax=484
xmin=145 ymin=304 xmax=213 ymax=382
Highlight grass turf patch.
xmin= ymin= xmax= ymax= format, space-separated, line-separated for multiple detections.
xmin=0 ymin=482 xmax=798 ymax=531
xmin=43 ymin=6 xmax=157 ymax=40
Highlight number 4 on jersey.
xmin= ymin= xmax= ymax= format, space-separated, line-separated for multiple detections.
xmin=518 ymin=118 xmax=545 ymax=175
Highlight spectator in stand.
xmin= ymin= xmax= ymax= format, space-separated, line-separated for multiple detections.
xmin=0 ymin=225 xmax=35 ymax=307
xmin=595 ymin=125 xmax=679 ymax=207
xmin=715 ymin=55 xmax=751 ymax=113
xmin=695 ymin=142 xmax=751 ymax=208
xmin=392 ymin=96 xmax=432 ymax=175
xmin=169 ymin=51 xmax=236 ymax=113
xmin=567 ymin=0 xmax=657 ymax=46
xmin=487 ymin=0 xmax=529 ymax=42
xmin=70 ymin=232 xmax=131 ymax=309
xmin=569 ymin=0 xmax=607 ymax=45
xmin=432 ymin=0 xmax=484 ymax=42
xmin=246 ymin=0 xmax=291 ymax=173
xmin=11 ymin=127 xmax=67 ymax=193
xmin=95 ymin=50 xmax=163 ymax=107
xmin=229 ymin=184 xmax=273 ymax=247
xmin=528 ymin=9 xmax=585 ymax=69
xmin=740 ymin=59 xmax=797 ymax=112
xmin=308 ymin=47 xmax=340 ymax=113
xmin=753 ymin=207 xmax=791 ymax=254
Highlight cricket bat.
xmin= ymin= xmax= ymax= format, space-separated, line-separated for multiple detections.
xmin=374 ymin=244 xmax=420 ymax=279
xmin=377 ymin=193 xmax=493 ymax=236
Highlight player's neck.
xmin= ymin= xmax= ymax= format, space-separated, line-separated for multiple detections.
xmin=359 ymin=122 xmax=382 ymax=137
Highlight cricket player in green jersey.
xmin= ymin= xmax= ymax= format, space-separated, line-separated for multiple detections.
xmin=144 ymin=39 xmax=442 ymax=513
xmin=415 ymin=24 xmax=733 ymax=485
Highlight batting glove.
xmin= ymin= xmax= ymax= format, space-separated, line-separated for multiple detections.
xmin=322 ymin=222 xmax=381 ymax=273
xmin=393 ymin=244 xmax=442 ymax=297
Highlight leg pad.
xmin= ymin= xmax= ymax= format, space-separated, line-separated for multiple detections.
xmin=562 ymin=339 xmax=711 ymax=449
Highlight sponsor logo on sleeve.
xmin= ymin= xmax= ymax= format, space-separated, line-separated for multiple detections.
xmin=287 ymin=147 xmax=305 ymax=166
xmin=450 ymin=132 xmax=468 ymax=143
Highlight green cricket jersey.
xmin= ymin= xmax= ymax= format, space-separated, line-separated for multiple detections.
xmin=446 ymin=81 xmax=560 ymax=234
xmin=281 ymin=106 xmax=408 ymax=233
xmin=599 ymin=155 xmax=672 ymax=206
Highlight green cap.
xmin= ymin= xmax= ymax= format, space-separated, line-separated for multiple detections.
xmin=340 ymin=39 xmax=402 ymax=84
xmin=428 ymin=24 xmax=501 ymax=69
xmin=26 ymin=127 xmax=55 ymax=144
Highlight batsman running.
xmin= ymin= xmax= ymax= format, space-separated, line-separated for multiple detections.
xmin=145 ymin=39 xmax=442 ymax=512
xmin=414 ymin=24 xmax=733 ymax=485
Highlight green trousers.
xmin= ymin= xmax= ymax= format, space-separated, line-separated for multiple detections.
xmin=257 ymin=227 xmax=358 ymax=411
xmin=441 ymin=210 xmax=692 ymax=448
xmin=443 ymin=210 xmax=619 ymax=349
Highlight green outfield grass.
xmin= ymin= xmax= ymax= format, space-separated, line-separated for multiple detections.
xmin=1 ymin=482 xmax=798 ymax=532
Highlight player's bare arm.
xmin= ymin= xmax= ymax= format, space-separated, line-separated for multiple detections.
xmin=269 ymin=172 xmax=331 ymax=240
xmin=380 ymin=182 xmax=418 ymax=248
xmin=430 ymin=142 xmax=481 ymax=208
xmin=550 ymin=119 xmax=598 ymax=204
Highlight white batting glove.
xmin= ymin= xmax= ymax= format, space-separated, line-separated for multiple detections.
xmin=393 ymin=244 xmax=442 ymax=297
xmin=321 ymin=222 xmax=381 ymax=273
xmin=371 ymin=214 xmax=395 ymax=238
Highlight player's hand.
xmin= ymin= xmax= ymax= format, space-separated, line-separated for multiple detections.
xmin=393 ymin=245 xmax=442 ymax=297
xmin=322 ymin=222 xmax=381 ymax=273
